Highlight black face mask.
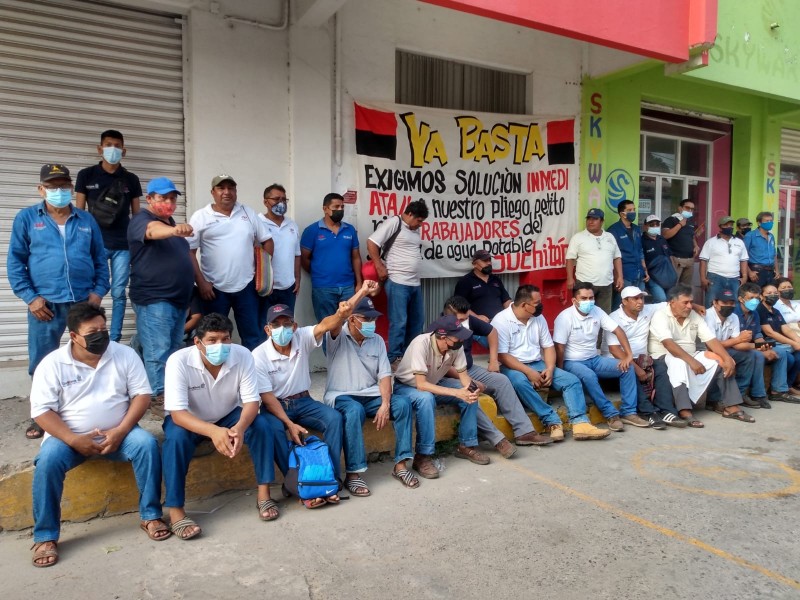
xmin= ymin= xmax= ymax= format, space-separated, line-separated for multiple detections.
xmin=448 ymin=341 xmax=463 ymax=351
xmin=720 ymin=227 xmax=734 ymax=236
xmin=330 ymin=209 xmax=344 ymax=223
xmin=740 ymin=227 xmax=751 ymax=236
xmin=718 ymin=306 xmax=735 ymax=318
xmin=764 ymin=295 xmax=780 ymax=306
xmin=780 ymin=289 xmax=795 ymax=300
xmin=480 ymin=265 xmax=492 ymax=275
xmin=81 ymin=330 xmax=110 ymax=355
xmin=532 ymin=303 xmax=543 ymax=317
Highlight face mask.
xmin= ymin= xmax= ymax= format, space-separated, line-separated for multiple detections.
xmin=647 ymin=226 xmax=661 ymax=236
xmin=201 ymin=341 xmax=231 ymax=365
xmin=448 ymin=341 xmax=463 ymax=351
xmin=271 ymin=201 xmax=287 ymax=216
xmin=359 ymin=321 xmax=376 ymax=338
xmin=780 ymin=289 xmax=795 ymax=300
xmin=718 ymin=306 xmax=735 ymax=318
xmin=577 ymin=300 xmax=595 ymax=314
xmin=80 ymin=330 xmax=110 ymax=355
xmin=720 ymin=227 xmax=734 ymax=236
xmin=102 ymin=146 xmax=123 ymax=165
xmin=330 ymin=209 xmax=344 ymax=223
xmin=761 ymin=221 xmax=774 ymax=231
xmin=681 ymin=211 xmax=693 ymax=219
xmin=532 ymin=303 xmax=543 ymax=317
xmin=480 ymin=265 xmax=492 ymax=275
xmin=45 ymin=188 xmax=72 ymax=208
xmin=625 ymin=211 xmax=636 ymax=222
xmin=271 ymin=326 xmax=294 ymax=346
xmin=740 ymin=227 xmax=751 ymax=236
xmin=151 ymin=203 xmax=175 ymax=219
xmin=764 ymin=294 xmax=780 ymax=306
xmin=744 ymin=298 xmax=760 ymax=312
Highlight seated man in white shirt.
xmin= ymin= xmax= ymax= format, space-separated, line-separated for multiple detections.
xmin=253 ymin=280 xmax=375 ymax=507
xmin=163 ymin=313 xmax=287 ymax=539
xmin=554 ymin=282 xmax=643 ymax=431
xmin=650 ymin=284 xmax=753 ymax=428
xmin=30 ymin=303 xmax=165 ymax=568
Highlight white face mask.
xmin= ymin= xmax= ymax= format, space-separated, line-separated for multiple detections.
xmin=102 ymin=146 xmax=123 ymax=164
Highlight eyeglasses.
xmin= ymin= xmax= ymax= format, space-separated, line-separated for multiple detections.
xmin=266 ymin=196 xmax=288 ymax=202
xmin=42 ymin=185 xmax=72 ymax=191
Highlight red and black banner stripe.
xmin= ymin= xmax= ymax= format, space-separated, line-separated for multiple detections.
xmin=546 ymin=119 xmax=575 ymax=165
xmin=355 ymin=103 xmax=397 ymax=160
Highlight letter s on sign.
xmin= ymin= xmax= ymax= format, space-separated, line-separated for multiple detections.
xmin=767 ymin=162 xmax=775 ymax=177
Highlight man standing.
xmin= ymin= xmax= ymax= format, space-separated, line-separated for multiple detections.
xmin=735 ymin=217 xmax=752 ymax=240
xmin=607 ymin=200 xmax=648 ymax=307
xmin=30 ymin=303 xmax=166 ymax=568
xmin=699 ymin=216 xmax=749 ymax=307
xmin=642 ymin=215 xmax=678 ymax=303
xmin=453 ymin=249 xmax=512 ymax=322
xmin=258 ymin=184 xmax=301 ymax=325
xmin=301 ymin=193 xmax=362 ymax=325
xmin=128 ymin=177 xmax=195 ymax=416
xmin=554 ymin=283 xmax=645 ymax=430
xmin=662 ymin=199 xmax=699 ymax=286
xmin=491 ymin=285 xmax=610 ymax=441
xmin=188 ymin=174 xmax=273 ymax=350
xmin=565 ymin=208 xmax=623 ymax=313
xmin=8 ymin=164 xmax=109 ymax=440
xmin=75 ymin=130 xmax=141 ymax=343
xmin=367 ymin=199 xmax=429 ymax=367
xmin=744 ymin=211 xmax=778 ymax=287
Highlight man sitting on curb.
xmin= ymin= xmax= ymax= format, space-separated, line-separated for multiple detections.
xmin=162 ymin=313 xmax=286 ymax=539
xmin=30 ymin=303 xmax=165 ymax=567
xmin=554 ymin=282 xmax=644 ymax=432
xmin=325 ymin=295 xmax=422 ymax=493
xmin=650 ymin=284 xmax=754 ymax=428
xmin=491 ymin=285 xmax=610 ymax=441
xmin=393 ymin=315 xmax=490 ymax=478
xmin=438 ymin=296 xmax=553 ymax=455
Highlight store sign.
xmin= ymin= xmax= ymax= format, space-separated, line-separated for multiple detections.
xmin=354 ymin=102 xmax=578 ymax=277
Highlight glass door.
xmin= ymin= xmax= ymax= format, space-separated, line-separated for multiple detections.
xmin=779 ymin=187 xmax=800 ymax=283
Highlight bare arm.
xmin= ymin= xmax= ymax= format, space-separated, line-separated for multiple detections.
xmin=367 ymin=239 xmax=388 ymax=282
xmin=75 ymin=192 xmax=87 ymax=210
xmin=554 ymin=342 xmax=565 ymax=370
xmin=312 ymin=280 xmax=377 ymax=341
xmin=146 ymin=220 xmax=193 ymax=240
xmin=300 ymin=248 xmax=312 ymax=273
xmin=190 ymin=249 xmax=214 ymax=301
xmin=261 ymin=238 xmax=274 ymax=257
xmin=662 ymin=218 xmax=685 ymax=240
xmin=414 ymin=372 xmax=476 ymax=403
xmin=565 ymin=259 xmax=576 ymax=288
xmin=351 ymin=248 xmax=363 ymax=289
xmin=131 ymin=197 xmax=141 ymax=214
xmin=486 ymin=328 xmax=500 ymax=371
xmin=293 ymin=256 xmax=301 ymax=294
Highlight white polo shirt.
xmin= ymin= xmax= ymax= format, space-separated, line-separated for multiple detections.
xmin=775 ymin=299 xmax=800 ymax=325
xmin=565 ymin=229 xmax=621 ymax=286
xmin=394 ymin=333 xmax=468 ymax=387
xmin=553 ymin=305 xmax=618 ymax=361
xmin=253 ymin=326 xmax=321 ymax=399
xmin=704 ymin=308 xmax=740 ymax=342
xmin=30 ymin=341 xmax=152 ymax=442
xmin=257 ymin=214 xmax=301 ymax=291
xmin=188 ymin=202 xmax=272 ymax=293
xmin=698 ymin=235 xmax=748 ymax=278
xmin=648 ymin=305 xmax=716 ymax=359
xmin=164 ymin=344 xmax=260 ymax=423
xmin=490 ymin=305 xmax=553 ymax=364
xmin=603 ymin=303 xmax=667 ymax=357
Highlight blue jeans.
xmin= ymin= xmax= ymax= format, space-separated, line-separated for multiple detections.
xmin=646 ymin=280 xmax=668 ymax=303
xmin=706 ymin=272 xmax=740 ymax=307
xmin=388 ymin=383 xmax=437 ymax=457
xmin=728 ymin=348 xmax=767 ymax=398
xmin=311 ymin=285 xmax=354 ymax=323
xmin=33 ymin=425 xmax=161 ymax=542
xmin=501 ymin=361 xmax=590 ymax=425
xmin=279 ymin=396 xmax=344 ymax=481
xmin=133 ymin=301 xmax=185 ymax=396
xmin=384 ymin=280 xmax=425 ymax=362
xmin=107 ymin=249 xmax=130 ymax=342
xmin=563 ymin=355 xmax=637 ymax=417
xmin=335 ymin=394 xmax=411 ymax=473
xmin=27 ymin=301 xmax=73 ymax=375
xmin=204 ymin=279 xmax=265 ymax=350
xmin=433 ymin=377 xmax=480 ymax=447
xmin=258 ymin=286 xmax=297 ymax=331
xmin=773 ymin=343 xmax=800 ymax=389
xmin=162 ymin=407 xmax=284 ymax=508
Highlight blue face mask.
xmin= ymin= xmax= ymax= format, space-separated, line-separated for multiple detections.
xmin=625 ymin=212 xmax=636 ymax=222
xmin=744 ymin=298 xmax=760 ymax=312
xmin=761 ymin=221 xmax=774 ymax=231
xmin=271 ymin=326 xmax=294 ymax=346
xmin=202 ymin=342 xmax=230 ymax=366
xmin=681 ymin=210 xmax=693 ymax=220
xmin=577 ymin=300 xmax=595 ymax=314
xmin=271 ymin=201 xmax=287 ymax=216
xmin=359 ymin=321 xmax=376 ymax=338
xmin=647 ymin=226 xmax=661 ymax=236
xmin=102 ymin=146 xmax=123 ymax=165
xmin=45 ymin=188 xmax=72 ymax=208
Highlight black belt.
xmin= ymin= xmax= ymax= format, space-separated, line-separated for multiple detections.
xmin=748 ymin=263 xmax=774 ymax=270
xmin=279 ymin=390 xmax=310 ymax=402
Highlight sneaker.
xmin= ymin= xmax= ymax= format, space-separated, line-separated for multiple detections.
xmin=547 ymin=423 xmax=565 ymax=442
xmin=514 ymin=431 xmax=554 ymax=446
xmin=572 ymin=422 xmax=611 ymax=440
xmin=494 ymin=439 xmax=517 ymax=458
xmin=620 ymin=414 xmax=650 ymax=428
xmin=770 ymin=391 xmax=800 ymax=404
xmin=741 ymin=394 xmax=761 ymax=408
xmin=454 ymin=444 xmax=490 ymax=465
xmin=390 ymin=357 xmax=402 ymax=373
xmin=606 ymin=417 xmax=625 ymax=431
xmin=648 ymin=415 xmax=667 ymax=430
xmin=757 ymin=397 xmax=772 ymax=409
xmin=661 ymin=412 xmax=688 ymax=428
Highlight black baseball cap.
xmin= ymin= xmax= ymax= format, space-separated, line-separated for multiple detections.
xmin=472 ymin=249 xmax=492 ymax=262
xmin=266 ymin=304 xmax=294 ymax=323
xmin=429 ymin=315 xmax=472 ymax=342
xmin=40 ymin=163 xmax=71 ymax=182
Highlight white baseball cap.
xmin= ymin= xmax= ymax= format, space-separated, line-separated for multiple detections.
xmin=644 ymin=215 xmax=660 ymax=224
xmin=621 ymin=286 xmax=649 ymax=299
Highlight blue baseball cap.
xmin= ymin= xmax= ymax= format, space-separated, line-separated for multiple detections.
xmin=146 ymin=177 xmax=181 ymax=196
xmin=586 ymin=208 xmax=605 ymax=219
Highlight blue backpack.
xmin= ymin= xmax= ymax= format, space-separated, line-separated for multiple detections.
xmin=283 ymin=436 xmax=339 ymax=500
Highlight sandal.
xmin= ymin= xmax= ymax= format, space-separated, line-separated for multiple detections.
xmin=140 ymin=518 xmax=172 ymax=541
xmin=170 ymin=516 xmax=201 ymax=540
xmin=325 ymin=494 xmax=341 ymax=505
xmin=31 ymin=541 xmax=58 ymax=568
xmin=257 ymin=499 xmax=279 ymax=521
xmin=345 ymin=476 xmax=371 ymax=497
xmin=392 ymin=468 xmax=420 ymax=489
xmin=301 ymin=497 xmax=327 ymax=509
xmin=26 ymin=421 xmax=43 ymax=440
xmin=686 ymin=419 xmax=704 ymax=428
xmin=721 ymin=409 xmax=755 ymax=423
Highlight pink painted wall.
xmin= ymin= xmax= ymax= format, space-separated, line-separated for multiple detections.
xmin=709 ymin=133 xmax=732 ymax=241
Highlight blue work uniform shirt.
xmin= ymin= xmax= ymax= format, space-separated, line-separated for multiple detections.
xmin=607 ymin=220 xmax=645 ymax=281
xmin=743 ymin=229 xmax=776 ymax=267
xmin=300 ymin=219 xmax=360 ymax=288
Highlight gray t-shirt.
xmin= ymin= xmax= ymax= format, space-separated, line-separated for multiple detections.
xmin=369 ymin=217 xmax=422 ymax=286
xmin=323 ymin=323 xmax=392 ymax=406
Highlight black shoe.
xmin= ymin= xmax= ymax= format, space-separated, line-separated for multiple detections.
xmin=769 ymin=391 xmax=800 ymax=404
xmin=741 ymin=394 xmax=761 ymax=408
xmin=758 ymin=397 xmax=772 ymax=409
xmin=660 ymin=412 xmax=688 ymax=428
xmin=648 ymin=415 xmax=667 ymax=430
